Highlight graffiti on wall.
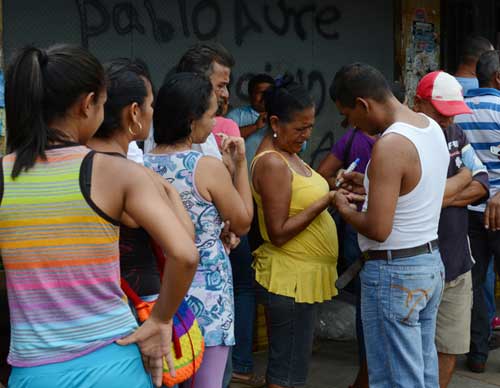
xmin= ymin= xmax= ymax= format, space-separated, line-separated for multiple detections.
xmin=234 ymin=62 xmax=327 ymax=116
xmin=75 ymin=0 xmax=341 ymax=48
xmin=310 ymin=130 xmax=335 ymax=168
xmin=73 ymin=0 xmax=341 ymax=162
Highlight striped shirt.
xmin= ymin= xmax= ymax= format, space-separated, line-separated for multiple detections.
xmin=0 ymin=145 xmax=137 ymax=367
xmin=455 ymin=88 xmax=500 ymax=212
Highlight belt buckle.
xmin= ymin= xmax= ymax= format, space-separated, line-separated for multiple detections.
xmin=361 ymin=251 xmax=370 ymax=261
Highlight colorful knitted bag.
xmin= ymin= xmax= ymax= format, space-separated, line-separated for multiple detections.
xmin=120 ymin=241 xmax=204 ymax=387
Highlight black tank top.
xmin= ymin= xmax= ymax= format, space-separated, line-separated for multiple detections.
xmin=82 ymin=150 xmax=161 ymax=297
xmin=119 ymin=225 xmax=161 ymax=297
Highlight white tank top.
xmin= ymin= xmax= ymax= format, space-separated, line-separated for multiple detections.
xmin=358 ymin=115 xmax=449 ymax=252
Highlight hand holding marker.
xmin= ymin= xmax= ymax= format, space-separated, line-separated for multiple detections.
xmin=336 ymin=158 xmax=360 ymax=188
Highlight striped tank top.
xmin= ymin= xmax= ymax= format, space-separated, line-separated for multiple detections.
xmin=0 ymin=145 xmax=137 ymax=367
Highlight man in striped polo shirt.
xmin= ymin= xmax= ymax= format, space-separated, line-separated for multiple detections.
xmin=455 ymin=49 xmax=500 ymax=373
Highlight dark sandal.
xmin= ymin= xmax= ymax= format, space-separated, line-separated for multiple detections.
xmin=231 ymin=373 xmax=266 ymax=387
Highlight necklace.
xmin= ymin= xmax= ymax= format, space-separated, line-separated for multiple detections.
xmin=274 ymin=147 xmax=311 ymax=176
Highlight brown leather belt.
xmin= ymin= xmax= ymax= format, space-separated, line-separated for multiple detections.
xmin=362 ymin=240 xmax=439 ymax=261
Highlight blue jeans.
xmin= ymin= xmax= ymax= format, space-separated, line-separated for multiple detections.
xmin=342 ymin=223 xmax=365 ymax=362
xmin=334 ymin=213 xmax=365 ymax=362
xmin=259 ymin=286 xmax=317 ymax=387
xmin=361 ymin=250 xmax=444 ymax=388
xmin=229 ymin=236 xmax=255 ymax=373
xmin=468 ymin=211 xmax=500 ymax=363
xmin=222 ymin=348 xmax=232 ymax=388
xmin=484 ymin=257 xmax=496 ymax=333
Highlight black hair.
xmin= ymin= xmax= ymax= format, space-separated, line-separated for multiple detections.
xmin=248 ymin=73 xmax=275 ymax=96
xmin=5 ymin=44 xmax=105 ymax=178
xmin=176 ymin=42 xmax=235 ymax=76
xmin=460 ymin=35 xmax=492 ymax=64
xmin=95 ymin=58 xmax=153 ymax=139
xmin=330 ymin=63 xmax=391 ymax=108
xmin=153 ymin=72 xmax=213 ymax=145
xmin=391 ymin=81 xmax=406 ymax=104
xmin=263 ymin=74 xmax=314 ymax=123
xmin=477 ymin=50 xmax=500 ymax=87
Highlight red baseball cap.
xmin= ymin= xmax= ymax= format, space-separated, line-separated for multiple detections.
xmin=416 ymin=71 xmax=472 ymax=117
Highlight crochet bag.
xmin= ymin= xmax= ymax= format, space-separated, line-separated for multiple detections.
xmin=121 ymin=241 xmax=204 ymax=387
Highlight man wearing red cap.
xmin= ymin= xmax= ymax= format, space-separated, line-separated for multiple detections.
xmin=414 ymin=71 xmax=489 ymax=388
xmin=331 ymin=63 xmax=449 ymax=387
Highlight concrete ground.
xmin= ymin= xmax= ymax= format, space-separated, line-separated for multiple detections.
xmin=232 ymin=338 xmax=500 ymax=388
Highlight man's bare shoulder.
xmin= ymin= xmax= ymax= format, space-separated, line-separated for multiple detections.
xmin=374 ymin=132 xmax=416 ymax=160
xmin=394 ymin=106 xmax=431 ymax=128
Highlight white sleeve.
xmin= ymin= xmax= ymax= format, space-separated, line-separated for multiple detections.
xmin=127 ymin=141 xmax=144 ymax=165
xmin=143 ymin=126 xmax=156 ymax=154
xmin=191 ymin=133 xmax=222 ymax=160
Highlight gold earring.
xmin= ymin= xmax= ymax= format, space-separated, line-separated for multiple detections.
xmin=128 ymin=122 xmax=143 ymax=136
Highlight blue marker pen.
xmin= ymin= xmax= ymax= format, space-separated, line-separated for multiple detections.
xmin=336 ymin=158 xmax=360 ymax=188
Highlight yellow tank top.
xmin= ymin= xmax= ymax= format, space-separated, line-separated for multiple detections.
xmin=251 ymin=150 xmax=338 ymax=303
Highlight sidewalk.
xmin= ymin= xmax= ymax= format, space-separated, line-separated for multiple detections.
xmin=233 ymin=338 xmax=500 ymax=388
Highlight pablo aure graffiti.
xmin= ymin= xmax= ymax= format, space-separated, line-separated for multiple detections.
xmin=76 ymin=0 xmax=341 ymax=47
xmin=75 ymin=0 xmax=342 ymax=162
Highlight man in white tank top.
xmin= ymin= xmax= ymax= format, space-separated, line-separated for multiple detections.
xmin=330 ymin=63 xmax=449 ymax=388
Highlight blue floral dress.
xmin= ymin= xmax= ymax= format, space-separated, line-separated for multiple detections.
xmin=144 ymin=150 xmax=235 ymax=347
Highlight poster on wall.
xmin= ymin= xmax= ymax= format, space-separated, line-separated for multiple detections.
xmin=407 ymin=20 xmax=438 ymax=89
xmin=401 ymin=3 xmax=440 ymax=105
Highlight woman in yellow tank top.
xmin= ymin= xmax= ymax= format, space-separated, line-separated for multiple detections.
xmin=251 ymin=76 xmax=338 ymax=388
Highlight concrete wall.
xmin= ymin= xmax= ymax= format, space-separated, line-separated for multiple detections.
xmin=4 ymin=0 xmax=394 ymax=165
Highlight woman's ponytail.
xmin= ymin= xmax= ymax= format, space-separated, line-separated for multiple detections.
xmin=5 ymin=44 xmax=104 ymax=178
xmin=5 ymin=47 xmax=54 ymax=178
